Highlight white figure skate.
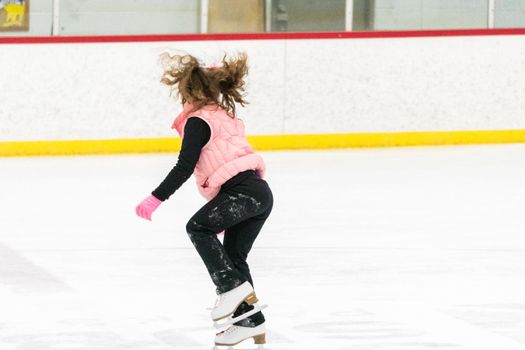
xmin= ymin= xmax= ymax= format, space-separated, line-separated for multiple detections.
xmin=214 ymin=323 xmax=266 ymax=348
xmin=211 ymin=281 xmax=259 ymax=322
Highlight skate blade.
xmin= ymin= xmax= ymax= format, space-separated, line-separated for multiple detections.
xmin=213 ymin=346 xmax=269 ymax=350
xmin=213 ymin=304 xmax=268 ymax=329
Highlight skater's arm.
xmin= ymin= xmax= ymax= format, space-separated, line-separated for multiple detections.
xmin=151 ymin=117 xmax=211 ymax=201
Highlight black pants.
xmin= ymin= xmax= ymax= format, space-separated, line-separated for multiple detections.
xmin=186 ymin=170 xmax=273 ymax=327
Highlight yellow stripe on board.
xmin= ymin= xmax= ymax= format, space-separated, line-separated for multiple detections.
xmin=1 ymin=130 xmax=525 ymax=157
xmin=0 ymin=138 xmax=182 ymax=157
xmin=248 ymin=129 xmax=525 ymax=150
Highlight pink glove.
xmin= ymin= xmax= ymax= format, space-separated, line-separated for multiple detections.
xmin=135 ymin=195 xmax=162 ymax=221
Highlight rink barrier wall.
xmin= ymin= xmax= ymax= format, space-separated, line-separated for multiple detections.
xmin=2 ymin=29 xmax=525 ymax=156
xmin=2 ymin=129 xmax=525 ymax=157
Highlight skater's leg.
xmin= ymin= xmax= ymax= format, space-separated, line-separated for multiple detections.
xmin=186 ymin=191 xmax=246 ymax=293
xmin=223 ymin=217 xmax=263 ymax=285
xmin=223 ymin=190 xmax=273 ymax=327
xmin=222 ymin=174 xmax=273 ymax=287
xmin=224 ymin=212 xmax=271 ymax=327
xmin=186 ymin=178 xmax=272 ymax=294
xmin=223 ymin=199 xmax=272 ymax=282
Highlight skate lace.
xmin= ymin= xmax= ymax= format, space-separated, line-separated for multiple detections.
xmin=216 ymin=326 xmax=238 ymax=336
xmin=213 ymin=294 xmax=222 ymax=308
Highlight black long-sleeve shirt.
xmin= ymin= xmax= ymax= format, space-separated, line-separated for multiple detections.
xmin=152 ymin=117 xmax=211 ymax=201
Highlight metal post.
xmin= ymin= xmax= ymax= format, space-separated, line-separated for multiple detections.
xmin=200 ymin=0 xmax=209 ymax=33
xmin=265 ymin=0 xmax=272 ymax=32
xmin=346 ymin=0 xmax=354 ymax=31
xmin=52 ymin=0 xmax=60 ymax=35
xmin=488 ymin=0 xmax=496 ymax=29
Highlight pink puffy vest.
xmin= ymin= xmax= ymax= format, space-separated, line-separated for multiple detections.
xmin=172 ymin=103 xmax=266 ymax=201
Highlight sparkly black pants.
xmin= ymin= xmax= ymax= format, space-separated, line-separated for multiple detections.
xmin=186 ymin=170 xmax=273 ymax=326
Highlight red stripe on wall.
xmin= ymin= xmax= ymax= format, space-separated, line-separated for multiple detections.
xmin=1 ymin=28 xmax=525 ymax=44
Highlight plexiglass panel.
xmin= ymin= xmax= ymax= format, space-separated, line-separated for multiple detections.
xmin=495 ymin=0 xmax=525 ymax=28
xmin=59 ymin=0 xmax=200 ymax=35
xmin=270 ymin=0 xmax=346 ymax=32
xmin=373 ymin=0 xmax=488 ymax=30
xmin=208 ymin=0 xmax=264 ymax=33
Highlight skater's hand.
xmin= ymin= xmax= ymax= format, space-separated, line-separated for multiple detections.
xmin=135 ymin=195 xmax=162 ymax=221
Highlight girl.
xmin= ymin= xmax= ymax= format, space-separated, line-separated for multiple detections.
xmin=135 ymin=52 xmax=272 ymax=347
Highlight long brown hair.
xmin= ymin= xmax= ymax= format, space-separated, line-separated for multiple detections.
xmin=160 ymin=52 xmax=249 ymax=117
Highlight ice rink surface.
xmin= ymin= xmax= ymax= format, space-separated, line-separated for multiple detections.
xmin=1 ymin=145 xmax=525 ymax=350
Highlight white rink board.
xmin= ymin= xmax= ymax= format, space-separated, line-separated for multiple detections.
xmin=1 ymin=145 xmax=525 ymax=349
xmin=1 ymin=35 xmax=525 ymax=142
